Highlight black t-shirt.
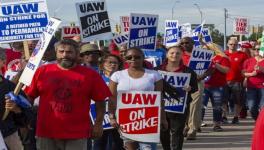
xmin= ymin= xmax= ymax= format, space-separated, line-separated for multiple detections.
xmin=0 ymin=75 xmax=31 ymax=137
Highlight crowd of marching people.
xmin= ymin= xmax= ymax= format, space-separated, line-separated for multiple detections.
xmin=0 ymin=33 xmax=264 ymax=150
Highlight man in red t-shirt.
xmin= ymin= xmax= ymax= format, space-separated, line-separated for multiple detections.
xmin=242 ymin=46 xmax=264 ymax=120
xmin=201 ymin=55 xmax=230 ymax=131
xmin=24 ymin=39 xmax=112 ymax=150
xmin=223 ymin=38 xmax=249 ymax=124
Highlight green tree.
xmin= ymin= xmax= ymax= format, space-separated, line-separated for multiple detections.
xmin=248 ymin=32 xmax=262 ymax=41
xmin=211 ymin=29 xmax=224 ymax=47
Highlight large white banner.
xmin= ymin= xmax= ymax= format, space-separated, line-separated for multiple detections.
xmin=19 ymin=18 xmax=61 ymax=86
xmin=117 ymin=91 xmax=161 ymax=143
xmin=75 ymin=0 xmax=112 ymax=42
xmin=0 ymin=0 xmax=49 ymax=43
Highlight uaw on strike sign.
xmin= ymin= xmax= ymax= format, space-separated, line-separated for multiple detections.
xmin=233 ymin=17 xmax=249 ymax=35
xmin=188 ymin=48 xmax=214 ymax=76
xmin=0 ymin=0 xmax=49 ymax=43
xmin=159 ymin=71 xmax=190 ymax=114
xmin=117 ymin=91 xmax=161 ymax=143
xmin=75 ymin=0 xmax=112 ymax=42
xmin=128 ymin=13 xmax=158 ymax=51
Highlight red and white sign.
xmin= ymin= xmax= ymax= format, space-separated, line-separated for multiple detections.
xmin=61 ymin=26 xmax=81 ymax=39
xmin=120 ymin=16 xmax=130 ymax=33
xmin=117 ymin=91 xmax=161 ymax=143
xmin=233 ymin=18 xmax=249 ymax=35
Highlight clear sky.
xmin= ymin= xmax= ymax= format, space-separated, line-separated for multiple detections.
xmin=1 ymin=0 xmax=264 ymax=35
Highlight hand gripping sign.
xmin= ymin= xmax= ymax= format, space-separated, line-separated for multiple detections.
xmin=188 ymin=48 xmax=214 ymax=76
xmin=158 ymin=71 xmax=190 ymax=114
xmin=90 ymin=100 xmax=113 ymax=130
xmin=117 ymin=91 xmax=161 ymax=143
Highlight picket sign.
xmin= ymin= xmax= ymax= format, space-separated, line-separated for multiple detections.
xmin=128 ymin=13 xmax=158 ymax=50
xmin=75 ymin=0 xmax=112 ymax=42
xmin=2 ymin=18 xmax=61 ymax=120
xmin=188 ymin=48 xmax=214 ymax=76
xmin=158 ymin=71 xmax=190 ymax=114
xmin=117 ymin=91 xmax=161 ymax=143
xmin=0 ymin=0 xmax=49 ymax=43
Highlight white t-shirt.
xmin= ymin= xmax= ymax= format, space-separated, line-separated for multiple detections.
xmin=111 ymin=69 xmax=162 ymax=92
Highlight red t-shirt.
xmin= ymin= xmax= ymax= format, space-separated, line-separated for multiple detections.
xmin=243 ymin=58 xmax=264 ymax=88
xmin=252 ymin=108 xmax=264 ymax=150
xmin=25 ymin=64 xmax=112 ymax=139
xmin=182 ymin=51 xmax=191 ymax=66
xmin=205 ymin=55 xmax=230 ymax=87
xmin=225 ymin=50 xmax=249 ymax=82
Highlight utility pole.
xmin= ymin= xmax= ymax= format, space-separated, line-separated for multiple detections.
xmin=194 ymin=4 xmax=203 ymax=24
xmin=224 ymin=8 xmax=227 ymax=50
xmin=172 ymin=0 xmax=180 ymax=19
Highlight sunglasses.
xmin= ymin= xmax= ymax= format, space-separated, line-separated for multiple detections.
xmin=105 ymin=60 xmax=119 ymax=65
xmin=125 ymin=55 xmax=141 ymax=60
xmin=253 ymin=48 xmax=260 ymax=51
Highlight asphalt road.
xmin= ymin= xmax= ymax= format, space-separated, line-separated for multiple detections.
xmin=158 ymin=106 xmax=255 ymax=150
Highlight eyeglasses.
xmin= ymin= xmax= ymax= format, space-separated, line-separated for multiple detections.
xmin=125 ymin=55 xmax=141 ymax=60
xmin=105 ymin=60 xmax=119 ymax=65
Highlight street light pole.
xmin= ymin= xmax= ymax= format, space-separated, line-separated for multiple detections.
xmin=172 ymin=0 xmax=180 ymax=19
xmin=194 ymin=3 xmax=203 ymax=24
xmin=224 ymin=8 xmax=227 ymax=50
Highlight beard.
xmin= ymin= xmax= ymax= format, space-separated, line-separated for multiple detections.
xmin=57 ymin=58 xmax=75 ymax=68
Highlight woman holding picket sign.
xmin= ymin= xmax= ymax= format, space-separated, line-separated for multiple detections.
xmin=93 ymin=54 xmax=124 ymax=150
xmin=158 ymin=45 xmax=198 ymax=150
xmin=108 ymin=47 xmax=168 ymax=150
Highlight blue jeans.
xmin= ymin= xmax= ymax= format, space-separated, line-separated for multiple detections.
xmin=247 ymin=88 xmax=264 ymax=120
xmin=202 ymin=87 xmax=224 ymax=123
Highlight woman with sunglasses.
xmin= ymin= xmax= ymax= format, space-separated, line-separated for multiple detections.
xmin=242 ymin=45 xmax=264 ymax=121
xmin=108 ymin=47 xmax=168 ymax=150
xmin=158 ymin=45 xmax=198 ymax=150
xmin=93 ymin=54 xmax=124 ymax=150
